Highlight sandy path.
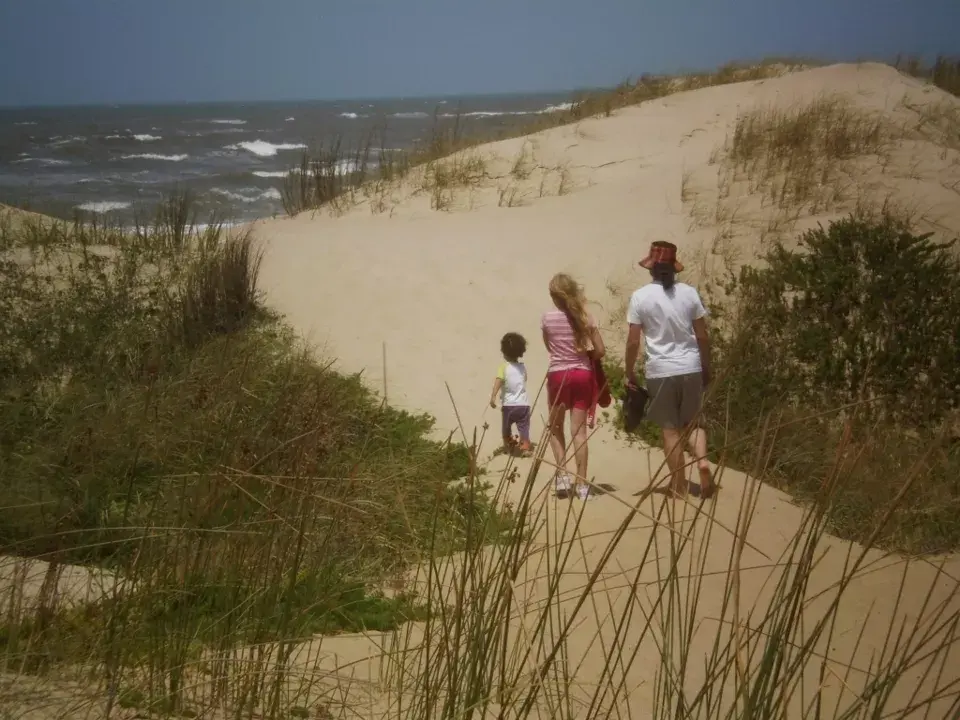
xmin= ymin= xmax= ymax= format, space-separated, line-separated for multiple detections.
xmin=255 ymin=63 xmax=960 ymax=716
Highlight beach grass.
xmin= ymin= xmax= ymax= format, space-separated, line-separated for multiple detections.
xmin=278 ymin=59 xmax=814 ymax=217
xmin=722 ymin=95 xmax=891 ymax=214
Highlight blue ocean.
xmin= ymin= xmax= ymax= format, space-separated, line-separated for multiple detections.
xmin=0 ymin=92 xmax=575 ymax=224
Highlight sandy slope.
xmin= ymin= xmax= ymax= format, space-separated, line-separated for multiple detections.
xmin=252 ymin=63 xmax=960 ymax=717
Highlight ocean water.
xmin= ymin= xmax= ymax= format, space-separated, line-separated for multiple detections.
xmin=0 ymin=93 xmax=574 ymax=224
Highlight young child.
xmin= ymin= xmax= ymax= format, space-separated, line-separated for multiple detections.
xmin=489 ymin=332 xmax=532 ymax=455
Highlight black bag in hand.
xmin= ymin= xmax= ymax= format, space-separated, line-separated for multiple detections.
xmin=622 ymin=385 xmax=650 ymax=432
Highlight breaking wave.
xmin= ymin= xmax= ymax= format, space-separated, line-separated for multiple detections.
xmin=226 ymin=140 xmax=306 ymax=158
xmin=76 ymin=201 xmax=131 ymax=213
xmin=120 ymin=153 xmax=189 ymax=162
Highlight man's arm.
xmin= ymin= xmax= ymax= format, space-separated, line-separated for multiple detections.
xmin=693 ymin=316 xmax=711 ymax=387
xmin=625 ymin=323 xmax=643 ymax=387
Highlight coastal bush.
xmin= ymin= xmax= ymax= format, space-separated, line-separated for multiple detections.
xmin=608 ymin=213 xmax=960 ymax=553
xmin=0 ymin=197 xmax=503 ymax=686
xmin=708 ymin=214 xmax=960 ymax=552
xmin=721 ymin=214 xmax=960 ymax=426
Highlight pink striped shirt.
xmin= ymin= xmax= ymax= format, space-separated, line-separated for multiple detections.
xmin=541 ymin=309 xmax=596 ymax=373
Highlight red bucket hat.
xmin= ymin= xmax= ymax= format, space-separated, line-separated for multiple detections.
xmin=639 ymin=241 xmax=684 ymax=272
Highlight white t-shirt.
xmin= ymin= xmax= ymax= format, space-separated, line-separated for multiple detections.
xmin=497 ymin=361 xmax=529 ymax=406
xmin=626 ymin=281 xmax=707 ymax=379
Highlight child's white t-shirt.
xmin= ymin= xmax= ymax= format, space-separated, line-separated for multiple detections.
xmin=497 ymin=361 xmax=529 ymax=407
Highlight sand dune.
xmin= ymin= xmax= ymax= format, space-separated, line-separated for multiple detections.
xmin=251 ymin=62 xmax=960 ymax=717
xmin=256 ymin=62 xmax=960 ymax=436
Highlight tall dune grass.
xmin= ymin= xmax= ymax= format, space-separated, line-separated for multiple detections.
xmin=3 ymin=394 xmax=957 ymax=718
xmin=380 ymin=414 xmax=960 ymax=720
xmin=723 ymin=96 xmax=890 ymax=213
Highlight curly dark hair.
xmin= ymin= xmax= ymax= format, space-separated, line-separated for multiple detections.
xmin=500 ymin=332 xmax=527 ymax=362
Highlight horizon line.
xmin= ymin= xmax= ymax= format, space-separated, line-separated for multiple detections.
xmin=0 ymin=86 xmax=604 ymax=112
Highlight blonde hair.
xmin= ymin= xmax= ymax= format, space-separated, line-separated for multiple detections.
xmin=549 ymin=273 xmax=591 ymax=353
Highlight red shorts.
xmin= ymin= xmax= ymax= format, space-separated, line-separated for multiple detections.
xmin=547 ymin=368 xmax=594 ymax=412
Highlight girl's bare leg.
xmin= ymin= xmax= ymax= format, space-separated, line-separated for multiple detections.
xmin=547 ymin=403 xmax=569 ymax=482
xmin=569 ymin=407 xmax=589 ymax=490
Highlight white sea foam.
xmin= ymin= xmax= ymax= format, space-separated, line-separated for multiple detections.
xmin=435 ymin=102 xmax=574 ymax=120
xmin=442 ymin=110 xmax=529 ymax=118
xmin=133 ymin=134 xmax=162 ymax=142
xmin=285 ymin=117 xmax=295 ymax=122
xmin=105 ymin=134 xmax=123 ymax=139
xmin=211 ymin=187 xmax=283 ymax=203
xmin=15 ymin=121 xmax=37 ymax=126
xmin=13 ymin=157 xmax=70 ymax=166
xmin=210 ymin=119 xmax=247 ymax=125
xmin=336 ymin=159 xmax=364 ymax=174
xmin=251 ymin=159 xmax=362 ymax=179
xmin=391 ymin=112 xmax=429 ymax=119
xmin=339 ymin=112 xmax=360 ymax=119
xmin=77 ymin=201 xmax=131 ymax=213
xmin=226 ymin=140 xmax=306 ymax=157
xmin=183 ymin=127 xmax=244 ymax=136
xmin=193 ymin=221 xmax=242 ymax=232
xmin=49 ymin=136 xmax=84 ymax=146
xmin=120 ymin=153 xmax=189 ymax=162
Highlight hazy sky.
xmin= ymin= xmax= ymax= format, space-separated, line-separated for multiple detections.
xmin=1 ymin=0 xmax=958 ymax=107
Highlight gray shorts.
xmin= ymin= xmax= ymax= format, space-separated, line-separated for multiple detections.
xmin=646 ymin=372 xmax=704 ymax=429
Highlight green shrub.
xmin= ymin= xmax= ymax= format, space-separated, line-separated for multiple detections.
xmin=0 ymin=197 xmax=507 ymax=679
xmin=720 ymin=214 xmax=960 ymax=427
xmin=708 ymin=214 xmax=960 ymax=552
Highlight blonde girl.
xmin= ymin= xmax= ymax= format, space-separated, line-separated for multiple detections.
xmin=540 ymin=273 xmax=605 ymax=499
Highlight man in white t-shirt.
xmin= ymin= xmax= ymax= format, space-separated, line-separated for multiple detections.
xmin=624 ymin=241 xmax=715 ymax=499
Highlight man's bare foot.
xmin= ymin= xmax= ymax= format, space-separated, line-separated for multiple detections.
xmin=698 ymin=465 xmax=716 ymax=499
